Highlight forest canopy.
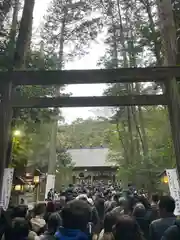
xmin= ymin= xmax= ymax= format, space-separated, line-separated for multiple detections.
xmin=0 ymin=0 xmax=179 ymax=189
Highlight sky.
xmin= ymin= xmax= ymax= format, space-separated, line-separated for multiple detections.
xmin=33 ymin=0 xmax=107 ymax=123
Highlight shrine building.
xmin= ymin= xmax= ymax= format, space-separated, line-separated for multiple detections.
xmin=67 ymin=147 xmax=117 ymax=184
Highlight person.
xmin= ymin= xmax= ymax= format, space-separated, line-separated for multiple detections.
xmin=149 ymin=196 xmax=176 ymax=240
xmin=98 ymin=212 xmax=118 ymax=240
xmin=113 ymin=215 xmax=144 ymax=240
xmin=151 ymin=193 xmax=160 ymax=220
xmin=77 ymin=194 xmax=100 ymax=235
xmin=20 ymin=198 xmax=25 ymax=205
xmin=0 ymin=208 xmax=15 ymax=240
xmin=55 ymin=199 xmax=91 ymax=240
xmin=47 ymin=189 xmax=54 ymax=201
xmin=132 ymin=204 xmax=150 ymax=240
xmin=30 ymin=203 xmax=46 ymax=235
xmin=94 ymin=198 xmax=105 ymax=230
xmin=161 ymin=219 xmax=180 ymax=240
xmin=40 ymin=213 xmax=62 ymax=240
xmin=11 ymin=217 xmax=30 ymax=240
xmin=44 ymin=201 xmax=55 ymax=222
xmin=3 ymin=205 xmax=29 ymax=240
xmin=54 ymin=191 xmax=59 ymax=201
xmin=151 ymin=193 xmax=159 ymax=207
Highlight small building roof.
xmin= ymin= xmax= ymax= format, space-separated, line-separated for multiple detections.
xmin=67 ymin=148 xmax=115 ymax=168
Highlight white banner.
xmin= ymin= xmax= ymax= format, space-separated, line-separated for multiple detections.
xmin=0 ymin=168 xmax=14 ymax=210
xmin=45 ymin=174 xmax=55 ymax=200
xmin=166 ymin=169 xmax=180 ymax=216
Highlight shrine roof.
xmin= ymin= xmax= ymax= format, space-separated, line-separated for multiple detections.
xmin=68 ymin=148 xmax=116 ymax=168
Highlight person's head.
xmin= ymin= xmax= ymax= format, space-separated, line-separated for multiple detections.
xmin=118 ymin=197 xmax=132 ymax=214
xmin=158 ymin=195 xmax=175 ymax=217
xmin=152 ymin=193 xmax=159 ymax=204
xmin=113 ymin=215 xmax=143 ymax=240
xmin=12 ymin=217 xmax=30 ymax=239
xmin=132 ymin=204 xmax=146 ymax=218
xmin=33 ymin=203 xmax=46 ymax=216
xmin=13 ymin=205 xmax=28 ymax=218
xmin=138 ymin=195 xmax=151 ymax=210
xmin=47 ymin=212 xmax=62 ymax=234
xmin=104 ymin=212 xmax=118 ymax=233
xmin=61 ymin=199 xmax=91 ymax=231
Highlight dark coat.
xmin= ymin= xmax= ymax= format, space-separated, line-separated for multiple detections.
xmin=161 ymin=220 xmax=180 ymax=240
xmin=149 ymin=216 xmax=176 ymax=240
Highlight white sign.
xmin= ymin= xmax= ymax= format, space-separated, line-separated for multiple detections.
xmin=166 ymin=169 xmax=180 ymax=216
xmin=0 ymin=168 xmax=14 ymax=210
xmin=45 ymin=174 xmax=55 ymax=200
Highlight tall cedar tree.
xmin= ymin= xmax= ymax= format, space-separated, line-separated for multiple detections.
xmin=41 ymin=0 xmax=102 ymax=66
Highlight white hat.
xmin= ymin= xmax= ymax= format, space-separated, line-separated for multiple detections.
xmin=76 ymin=194 xmax=88 ymax=200
xmin=87 ymin=198 xmax=94 ymax=205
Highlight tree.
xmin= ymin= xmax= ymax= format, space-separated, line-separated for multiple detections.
xmin=14 ymin=0 xmax=35 ymax=68
xmin=58 ymin=118 xmax=112 ymax=148
xmin=0 ymin=0 xmax=13 ymax=31
xmin=40 ymin=0 xmax=102 ymax=178
xmin=94 ymin=0 xmax=176 ymax=189
xmin=26 ymin=122 xmax=72 ymax=170
xmin=41 ymin=0 xmax=101 ymax=65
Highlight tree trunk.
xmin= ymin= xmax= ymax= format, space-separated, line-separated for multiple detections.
xmin=5 ymin=0 xmax=35 ymax=168
xmin=116 ymin=0 xmax=128 ymax=67
xmin=116 ymin=119 xmax=129 ymax=163
xmin=140 ymin=0 xmax=162 ymax=65
xmin=48 ymin=13 xmax=66 ymax=183
xmin=116 ymin=0 xmax=136 ymax=162
xmin=14 ymin=0 xmax=35 ymax=68
xmin=6 ymin=0 xmax=19 ymax=69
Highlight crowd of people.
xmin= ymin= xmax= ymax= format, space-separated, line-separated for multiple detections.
xmin=0 ymin=182 xmax=180 ymax=240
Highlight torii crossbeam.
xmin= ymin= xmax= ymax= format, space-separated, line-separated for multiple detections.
xmin=0 ymin=66 xmax=180 ymax=197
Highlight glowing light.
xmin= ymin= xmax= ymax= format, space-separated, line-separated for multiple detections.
xmin=162 ymin=175 xmax=168 ymax=184
xmin=34 ymin=176 xmax=40 ymax=184
xmin=14 ymin=185 xmax=22 ymax=191
xmin=13 ymin=130 xmax=21 ymax=137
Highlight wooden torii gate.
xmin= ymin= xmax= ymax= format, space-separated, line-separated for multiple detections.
xmin=0 ymin=66 xmax=180 ymax=195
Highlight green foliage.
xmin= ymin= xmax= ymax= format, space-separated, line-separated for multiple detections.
xmin=93 ymin=0 xmax=177 ymax=190
xmin=11 ymin=131 xmax=32 ymax=173
xmin=13 ymin=122 xmax=73 ymax=173
xmin=1 ymin=0 xmax=178 ymax=191
xmin=58 ymin=118 xmax=113 ymax=148
xmin=41 ymin=0 xmax=102 ymax=63
xmin=58 ymin=108 xmax=174 ymax=189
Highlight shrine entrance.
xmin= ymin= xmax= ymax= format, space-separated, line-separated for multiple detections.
xmin=1 ymin=66 xmax=180 ymax=195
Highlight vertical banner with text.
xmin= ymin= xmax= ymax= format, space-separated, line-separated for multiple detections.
xmin=166 ymin=169 xmax=180 ymax=216
xmin=0 ymin=168 xmax=14 ymax=210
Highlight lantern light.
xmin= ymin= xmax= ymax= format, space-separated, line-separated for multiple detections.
xmin=162 ymin=175 xmax=168 ymax=184
xmin=14 ymin=185 xmax=23 ymax=191
xmin=13 ymin=130 xmax=22 ymax=137
xmin=34 ymin=176 xmax=40 ymax=184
